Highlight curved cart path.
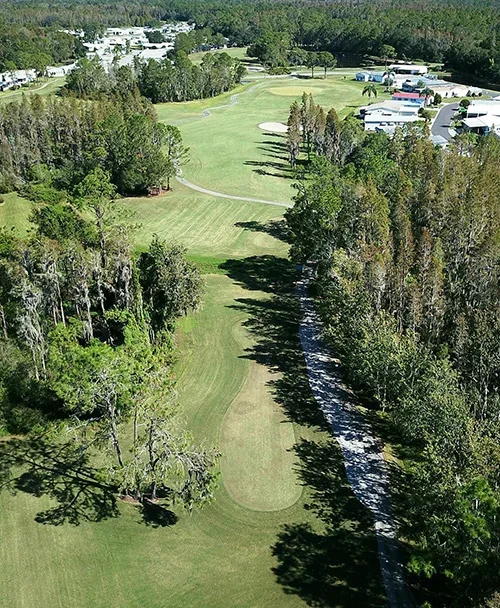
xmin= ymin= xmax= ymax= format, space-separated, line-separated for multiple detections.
xmin=297 ymin=270 xmax=415 ymax=608
xmin=175 ymin=81 xmax=292 ymax=209
xmin=176 ymin=176 xmax=292 ymax=208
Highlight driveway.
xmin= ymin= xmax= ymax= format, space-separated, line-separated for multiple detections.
xmin=431 ymin=103 xmax=459 ymax=141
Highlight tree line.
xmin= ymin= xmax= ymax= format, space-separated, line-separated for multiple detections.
xmin=2 ymin=0 xmax=499 ymax=83
xmin=0 ymin=166 xmax=218 ymax=513
xmin=0 ymin=94 xmax=188 ymax=196
xmin=285 ymin=94 xmax=500 ymax=606
xmin=248 ymin=33 xmax=336 ymax=74
xmin=64 ymin=51 xmax=246 ymax=103
xmin=0 ymin=24 xmax=85 ymax=73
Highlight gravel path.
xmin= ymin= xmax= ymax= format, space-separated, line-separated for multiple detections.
xmin=297 ymin=270 xmax=415 ymax=608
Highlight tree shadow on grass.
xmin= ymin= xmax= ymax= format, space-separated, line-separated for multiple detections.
xmin=139 ymin=499 xmax=178 ymax=528
xmin=234 ymin=219 xmax=290 ymax=243
xmin=244 ymin=136 xmax=298 ymax=179
xmin=0 ymin=436 xmax=118 ymax=525
xmin=273 ymin=438 xmax=387 ymax=608
xmin=222 ymin=256 xmax=326 ymax=429
xmin=221 ymin=254 xmax=387 ymax=606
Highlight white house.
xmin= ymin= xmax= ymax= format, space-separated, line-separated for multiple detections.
xmin=462 ymin=115 xmax=500 ymax=136
xmin=389 ymin=63 xmax=428 ymax=75
xmin=466 ymin=100 xmax=500 ymax=119
xmin=361 ymin=100 xmax=421 ymax=132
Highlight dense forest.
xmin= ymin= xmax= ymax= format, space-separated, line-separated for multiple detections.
xmin=0 ymin=24 xmax=85 ymax=72
xmin=64 ymin=52 xmax=246 ymax=103
xmin=0 ymin=95 xmax=188 ymax=195
xmin=0 ymin=170 xmax=219 ymax=517
xmin=1 ymin=0 xmax=500 ymax=83
xmin=285 ymin=94 xmax=500 ymax=606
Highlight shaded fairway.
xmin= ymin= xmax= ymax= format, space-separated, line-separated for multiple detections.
xmin=0 ymin=70 xmax=389 ymax=608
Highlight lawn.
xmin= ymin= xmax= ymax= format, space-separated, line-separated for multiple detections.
xmin=0 ymin=192 xmax=33 ymax=234
xmin=0 ymin=77 xmax=65 ymax=106
xmin=189 ymin=46 xmax=249 ymax=64
xmin=121 ymin=181 xmax=288 ymax=260
xmin=0 ymin=69 xmax=388 ymax=608
xmin=155 ymin=74 xmax=390 ymax=204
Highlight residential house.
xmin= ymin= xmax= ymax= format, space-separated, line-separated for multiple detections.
xmin=389 ymin=63 xmax=428 ymax=75
xmin=356 ymin=72 xmax=370 ymax=82
xmin=466 ymin=100 xmax=500 ymax=119
xmin=360 ymin=100 xmax=421 ymax=132
xmin=392 ymin=92 xmax=425 ymax=105
xmin=462 ymin=115 xmax=500 ymax=136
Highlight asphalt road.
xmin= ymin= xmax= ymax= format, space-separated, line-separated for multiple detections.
xmin=431 ymin=102 xmax=459 ymax=140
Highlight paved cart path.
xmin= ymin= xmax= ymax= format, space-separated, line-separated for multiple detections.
xmin=176 ymin=176 xmax=292 ymax=208
xmin=297 ymin=271 xmax=415 ymax=608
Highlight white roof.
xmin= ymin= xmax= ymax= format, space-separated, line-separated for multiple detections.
xmin=362 ymin=100 xmax=421 ymax=115
xmin=463 ymin=116 xmax=500 ymax=129
xmin=389 ymin=64 xmax=427 ymax=72
xmin=365 ymin=114 xmax=421 ymax=124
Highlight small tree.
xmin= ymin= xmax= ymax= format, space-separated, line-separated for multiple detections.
xmin=419 ymin=87 xmax=435 ymax=105
xmin=161 ymin=125 xmax=189 ymax=191
xmin=380 ymin=44 xmax=396 ymax=69
xmin=362 ymin=84 xmax=378 ymax=99
xmin=317 ymin=51 xmax=336 ymax=78
xmin=306 ymin=52 xmax=319 ymax=78
xmin=287 ymin=101 xmax=302 ymax=167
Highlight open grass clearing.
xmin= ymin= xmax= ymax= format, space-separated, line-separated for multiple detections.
xmin=0 ymin=192 xmax=33 ymax=234
xmin=0 ymin=77 xmax=65 ymax=105
xmin=120 ymin=182 xmax=288 ymax=259
xmin=189 ymin=46 xmax=249 ymax=64
xmin=268 ymin=86 xmax=325 ymax=96
xmin=155 ymin=75 xmax=390 ymax=205
xmin=220 ymin=358 xmax=301 ymax=511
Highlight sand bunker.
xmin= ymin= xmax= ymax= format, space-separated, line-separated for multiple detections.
xmin=258 ymin=122 xmax=288 ymax=133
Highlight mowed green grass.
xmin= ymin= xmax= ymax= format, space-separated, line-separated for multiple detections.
xmin=177 ymin=277 xmax=300 ymax=512
xmin=121 ymin=181 xmax=288 ymax=259
xmin=0 ymin=192 xmax=33 ymax=234
xmin=189 ymin=46 xmax=249 ymax=64
xmin=0 ymin=77 xmax=65 ymax=106
xmin=155 ymin=75 xmax=390 ymax=204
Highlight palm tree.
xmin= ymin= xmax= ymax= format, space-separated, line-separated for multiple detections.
xmin=362 ymin=84 xmax=378 ymax=99
xmin=419 ymin=87 xmax=435 ymax=106
xmin=383 ymin=71 xmax=396 ymax=88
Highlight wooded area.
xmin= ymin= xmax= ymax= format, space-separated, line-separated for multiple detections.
xmin=0 ymin=24 xmax=85 ymax=72
xmin=0 ymin=96 xmax=187 ymax=195
xmin=286 ymin=93 xmax=500 ymax=606
xmin=64 ymin=52 xmax=246 ymax=102
xmin=0 ymin=167 xmax=218 ymax=514
xmin=1 ymin=0 xmax=500 ymax=83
